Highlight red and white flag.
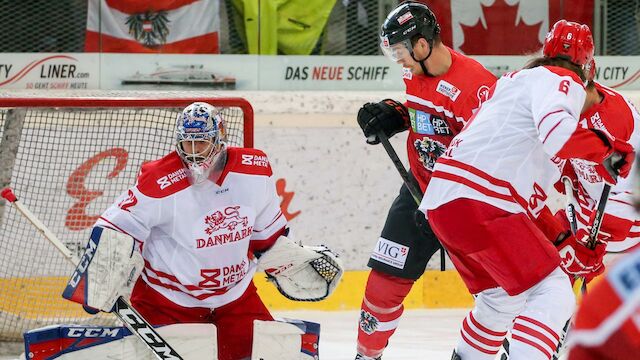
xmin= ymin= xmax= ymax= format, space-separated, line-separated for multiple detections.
xmin=423 ymin=0 xmax=593 ymax=55
xmin=85 ymin=0 xmax=220 ymax=53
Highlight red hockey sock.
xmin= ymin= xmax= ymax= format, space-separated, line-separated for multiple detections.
xmin=356 ymin=270 xmax=414 ymax=358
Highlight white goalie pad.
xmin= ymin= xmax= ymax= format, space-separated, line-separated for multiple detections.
xmin=257 ymin=236 xmax=343 ymax=301
xmin=252 ymin=319 xmax=320 ymax=360
xmin=23 ymin=323 xmax=217 ymax=360
xmin=63 ymin=226 xmax=144 ymax=312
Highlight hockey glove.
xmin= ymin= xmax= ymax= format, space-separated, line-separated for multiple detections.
xmin=63 ymin=227 xmax=144 ymax=313
xmin=357 ymin=99 xmax=410 ymax=145
xmin=258 ymin=236 xmax=343 ymax=302
xmin=593 ymin=134 xmax=634 ymax=184
xmin=555 ymin=229 xmax=606 ymax=284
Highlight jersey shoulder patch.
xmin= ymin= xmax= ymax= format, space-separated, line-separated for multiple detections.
xmin=217 ymin=147 xmax=273 ymax=184
xmin=136 ymin=151 xmax=190 ymax=198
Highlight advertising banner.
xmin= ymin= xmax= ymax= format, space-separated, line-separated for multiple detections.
xmin=0 ymin=53 xmax=638 ymax=91
xmin=0 ymin=53 xmax=99 ymax=90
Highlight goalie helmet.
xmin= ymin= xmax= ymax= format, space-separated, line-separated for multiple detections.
xmin=543 ymin=20 xmax=594 ymax=67
xmin=379 ymin=2 xmax=440 ymax=63
xmin=175 ymin=102 xmax=226 ymax=184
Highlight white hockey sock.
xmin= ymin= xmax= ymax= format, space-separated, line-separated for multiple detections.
xmin=509 ymin=267 xmax=575 ymax=360
xmin=456 ymin=311 xmax=507 ymax=359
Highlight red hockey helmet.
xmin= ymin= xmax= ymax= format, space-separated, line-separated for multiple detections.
xmin=543 ymin=20 xmax=594 ymax=66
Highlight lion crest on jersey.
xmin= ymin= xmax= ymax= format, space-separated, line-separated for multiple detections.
xmin=204 ymin=206 xmax=249 ymax=234
xmin=414 ymin=138 xmax=447 ymax=170
xmin=125 ymin=11 xmax=170 ymax=48
xmin=359 ymin=310 xmax=379 ymax=335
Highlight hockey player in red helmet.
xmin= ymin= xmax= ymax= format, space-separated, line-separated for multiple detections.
xmin=422 ymin=19 xmax=634 ymax=360
xmin=355 ymin=2 xmax=496 ymax=359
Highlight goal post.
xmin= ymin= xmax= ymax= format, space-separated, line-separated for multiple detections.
xmin=0 ymin=93 xmax=254 ymax=341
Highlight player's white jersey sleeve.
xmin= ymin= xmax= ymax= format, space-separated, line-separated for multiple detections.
xmin=531 ymin=69 xmax=586 ymax=158
xmin=251 ymin=174 xmax=286 ymax=243
xmin=95 ymin=185 xmax=157 ymax=243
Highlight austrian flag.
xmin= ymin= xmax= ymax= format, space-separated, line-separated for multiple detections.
xmin=85 ymin=0 xmax=220 ymax=53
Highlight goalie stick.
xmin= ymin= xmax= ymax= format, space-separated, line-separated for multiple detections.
xmin=1 ymin=187 xmax=183 ymax=360
xmin=376 ymin=131 xmax=446 ymax=271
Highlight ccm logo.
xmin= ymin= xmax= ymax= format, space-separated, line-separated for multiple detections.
xmin=66 ymin=327 xmax=120 ymax=337
xmin=69 ymin=238 xmax=98 ymax=288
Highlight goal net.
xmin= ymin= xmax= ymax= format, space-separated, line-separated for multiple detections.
xmin=0 ymin=91 xmax=253 ymax=341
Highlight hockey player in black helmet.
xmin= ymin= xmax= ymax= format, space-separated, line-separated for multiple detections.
xmin=355 ymin=2 xmax=497 ymax=359
xmin=379 ymin=1 xmax=440 ymax=76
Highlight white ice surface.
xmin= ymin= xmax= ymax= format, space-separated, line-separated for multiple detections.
xmin=273 ymin=309 xmax=467 ymax=360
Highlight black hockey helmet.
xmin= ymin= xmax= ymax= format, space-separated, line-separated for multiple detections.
xmin=380 ymin=2 xmax=440 ymax=62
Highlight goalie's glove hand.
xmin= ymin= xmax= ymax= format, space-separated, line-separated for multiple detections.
xmin=258 ymin=236 xmax=343 ymax=302
xmin=555 ymin=229 xmax=606 ymax=284
xmin=357 ymin=99 xmax=410 ymax=145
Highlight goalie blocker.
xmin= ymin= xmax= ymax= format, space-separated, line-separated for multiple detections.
xmin=63 ymin=226 xmax=144 ymax=313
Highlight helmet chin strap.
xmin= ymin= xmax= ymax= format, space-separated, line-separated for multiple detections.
xmin=411 ymin=39 xmax=435 ymax=77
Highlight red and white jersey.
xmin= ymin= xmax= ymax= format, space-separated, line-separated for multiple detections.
xmin=567 ymin=247 xmax=640 ymax=359
xmin=96 ymin=148 xmax=286 ymax=308
xmin=420 ymin=66 xmax=610 ymax=219
xmin=404 ymin=47 xmax=496 ymax=192
xmin=556 ymin=83 xmax=640 ymax=252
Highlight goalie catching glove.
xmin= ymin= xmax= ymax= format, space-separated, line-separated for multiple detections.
xmin=258 ymin=236 xmax=343 ymax=301
xmin=63 ymin=227 xmax=144 ymax=313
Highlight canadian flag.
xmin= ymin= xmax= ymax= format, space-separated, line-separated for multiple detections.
xmin=423 ymin=0 xmax=593 ymax=55
xmin=85 ymin=0 xmax=220 ymax=53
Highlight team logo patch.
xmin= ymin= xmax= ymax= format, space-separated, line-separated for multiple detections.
xmin=371 ymin=238 xmax=409 ymax=269
xmin=477 ymin=85 xmax=491 ymax=105
xmin=204 ymin=206 xmax=249 ymax=234
xmin=402 ymin=67 xmax=413 ymax=80
xmin=414 ymin=138 xmax=447 ymax=171
xmin=125 ymin=11 xmax=170 ymax=48
xmin=588 ymin=112 xmax=607 ymax=132
xmin=436 ymin=80 xmax=461 ymax=101
xmin=156 ymin=168 xmax=188 ymax=190
xmin=409 ymin=108 xmax=452 ymax=135
xmin=359 ymin=310 xmax=379 ymax=335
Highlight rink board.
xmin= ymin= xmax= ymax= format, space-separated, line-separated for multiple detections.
xmin=0 ymin=270 xmax=471 ymax=320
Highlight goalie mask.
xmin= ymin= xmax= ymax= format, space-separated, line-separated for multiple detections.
xmin=176 ymin=102 xmax=226 ymax=184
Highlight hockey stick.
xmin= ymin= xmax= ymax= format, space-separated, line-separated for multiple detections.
xmin=548 ymin=177 xmax=581 ymax=360
xmin=1 ymin=187 xmax=183 ymax=360
xmin=377 ymin=131 xmax=423 ymax=204
xmin=376 ymin=131 xmax=446 ymax=271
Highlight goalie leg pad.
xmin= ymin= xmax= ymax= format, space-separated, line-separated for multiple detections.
xmin=257 ymin=236 xmax=344 ymax=301
xmin=24 ymin=323 xmax=217 ymax=360
xmin=62 ymin=226 xmax=144 ymax=312
xmin=251 ymin=319 xmax=320 ymax=360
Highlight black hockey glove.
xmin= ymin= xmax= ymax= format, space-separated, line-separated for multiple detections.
xmin=357 ymin=99 xmax=410 ymax=145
